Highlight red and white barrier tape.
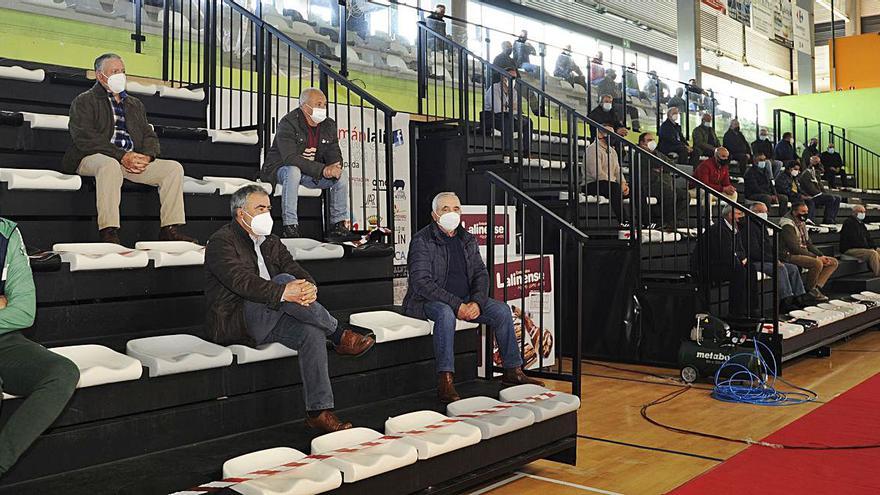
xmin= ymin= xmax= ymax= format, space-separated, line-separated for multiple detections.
xmin=172 ymin=391 xmax=558 ymax=494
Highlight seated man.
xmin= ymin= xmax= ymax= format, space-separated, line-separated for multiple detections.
xmin=204 ymin=185 xmax=375 ymax=433
xmin=744 ymin=153 xmax=788 ymax=216
xmin=779 ymin=202 xmax=838 ymax=301
xmin=840 ymin=205 xmax=880 ymax=276
xmin=691 ymin=113 xmax=719 ymax=164
xmin=637 ymin=132 xmax=688 ymax=229
xmin=691 ymin=147 xmax=737 ymax=203
xmin=722 ymin=119 xmax=751 ymax=175
xmin=774 ymin=132 xmax=797 ymax=165
xmin=262 ymin=88 xmax=355 ymax=241
xmin=666 ymin=87 xmax=686 ymax=115
xmin=798 ymin=155 xmax=841 ymax=224
xmin=820 ymin=143 xmax=846 ymax=188
xmin=774 ymin=161 xmax=805 ymax=211
xmin=553 ymin=45 xmax=586 ymax=91
xmin=584 ymin=125 xmax=630 ymax=225
xmin=64 ymin=53 xmax=194 ymax=244
xmin=587 ymin=94 xmax=627 ymax=137
xmin=744 ymin=202 xmax=808 ymax=312
xmin=0 ymin=217 xmax=80 ymax=477
xmin=751 ymin=127 xmax=782 ymax=178
xmin=656 ymin=107 xmax=691 ymax=164
xmin=703 ymin=204 xmax=759 ymax=318
xmin=403 ymin=192 xmax=543 ymax=403
xmin=484 ymin=65 xmax=532 ymax=156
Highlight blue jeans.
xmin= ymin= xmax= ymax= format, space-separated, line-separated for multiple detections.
xmin=753 ymin=262 xmax=806 ymax=299
xmin=276 ymin=165 xmax=349 ymax=226
xmin=423 ymin=299 xmax=524 ymax=373
xmin=244 ymin=273 xmax=338 ymax=412
xmin=805 ymin=193 xmax=841 ymax=224
xmin=519 ymin=62 xmax=540 ymax=75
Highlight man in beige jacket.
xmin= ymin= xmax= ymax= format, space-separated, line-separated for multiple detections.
xmin=583 ymin=125 xmax=630 ymax=224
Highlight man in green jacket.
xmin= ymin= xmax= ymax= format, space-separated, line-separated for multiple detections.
xmin=0 ymin=218 xmax=79 ymax=477
xmin=691 ymin=112 xmax=720 ymax=164
xmin=778 ymin=202 xmax=838 ymax=301
xmin=63 ymin=53 xmax=194 ymax=245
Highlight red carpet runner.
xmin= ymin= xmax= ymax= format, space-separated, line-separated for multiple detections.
xmin=669 ymin=373 xmax=880 ymax=494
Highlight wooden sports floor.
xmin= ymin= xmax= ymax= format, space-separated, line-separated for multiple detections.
xmin=471 ymin=329 xmax=880 ymax=495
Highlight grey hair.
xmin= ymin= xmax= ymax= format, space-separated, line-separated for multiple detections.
xmin=431 ymin=191 xmax=459 ymax=212
xmin=230 ymin=184 xmax=268 ymax=218
xmin=94 ymin=53 xmax=122 ymax=73
xmin=666 ymin=107 xmax=679 ymax=118
xmin=853 ymin=204 xmax=867 ymax=214
xmin=749 ymin=202 xmax=767 ymax=211
xmin=721 ymin=203 xmax=734 ymax=218
xmin=299 ymin=87 xmax=324 ymax=108
xmin=600 ymin=94 xmax=613 ymax=101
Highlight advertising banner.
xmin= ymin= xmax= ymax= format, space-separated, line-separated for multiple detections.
xmin=774 ymin=0 xmax=793 ymax=45
xmin=728 ymin=0 xmax=752 ymax=27
xmin=750 ymin=0 xmax=774 ymax=38
xmin=793 ymin=5 xmax=812 ymax=55
xmin=459 ymin=205 xmax=517 ymax=260
xmin=479 ymin=254 xmax=556 ymax=376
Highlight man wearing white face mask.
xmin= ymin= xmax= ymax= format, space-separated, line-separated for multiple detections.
xmin=657 ymin=107 xmax=691 ymax=164
xmin=205 ymin=185 xmax=375 ymax=433
xmin=744 ymin=202 xmax=808 ymax=312
xmin=637 ymin=132 xmax=688 ymax=229
xmin=691 ymin=113 xmax=719 ymax=164
xmin=403 ymin=192 xmax=543 ymax=403
xmin=587 ymin=94 xmax=627 ymax=138
xmin=63 ymin=53 xmax=193 ymax=245
xmin=840 ymin=205 xmax=880 ymax=276
xmin=262 ymin=88 xmax=355 ymax=242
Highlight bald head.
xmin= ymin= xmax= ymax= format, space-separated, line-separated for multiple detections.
xmin=854 ymin=205 xmax=867 ymax=216
xmin=715 ymin=147 xmax=730 ymax=161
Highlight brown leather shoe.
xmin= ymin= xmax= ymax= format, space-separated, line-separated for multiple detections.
xmin=502 ymin=368 xmax=545 ymax=387
xmin=99 ymin=227 xmax=121 ymax=245
xmin=305 ymin=410 xmax=352 ymax=433
xmin=334 ymin=329 xmax=375 ymax=357
xmin=437 ymin=371 xmax=461 ymax=403
xmin=158 ymin=225 xmax=199 ymax=243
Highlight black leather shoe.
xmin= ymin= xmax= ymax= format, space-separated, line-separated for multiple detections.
xmin=280 ymin=224 xmax=300 ymax=238
xmin=326 ymin=221 xmax=360 ymax=242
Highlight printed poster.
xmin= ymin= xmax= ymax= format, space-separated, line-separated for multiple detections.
xmin=727 ymin=0 xmax=752 ymax=27
xmin=459 ymin=205 xmax=518 ymax=261
xmin=774 ymin=0 xmax=793 ymax=45
xmin=750 ymin=0 xmax=774 ymax=39
xmin=793 ymin=5 xmax=812 ymax=55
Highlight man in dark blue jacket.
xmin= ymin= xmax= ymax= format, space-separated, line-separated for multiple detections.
xmin=744 ymin=152 xmax=788 ymax=216
xmin=656 ymin=107 xmax=690 ymax=164
xmin=774 ymin=132 xmax=797 ymax=165
xmin=403 ymin=192 xmax=543 ymax=402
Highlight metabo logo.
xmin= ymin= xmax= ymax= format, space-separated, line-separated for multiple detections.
xmin=695 ymin=351 xmax=730 ymax=361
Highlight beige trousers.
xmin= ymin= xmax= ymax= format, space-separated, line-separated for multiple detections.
xmin=77 ymin=153 xmax=186 ymax=230
xmin=788 ymin=254 xmax=838 ymax=290
xmin=688 ymin=188 xmax=738 ymax=203
xmin=845 ymin=248 xmax=880 ymax=276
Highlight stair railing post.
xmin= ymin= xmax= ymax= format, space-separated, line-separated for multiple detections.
xmin=339 ymin=0 xmax=349 ymax=77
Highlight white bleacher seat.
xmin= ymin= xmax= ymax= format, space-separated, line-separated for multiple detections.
xmin=126 ymin=334 xmax=233 ymax=377
xmin=558 ymin=191 xmax=610 ymax=204
xmin=52 ymin=243 xmax=150 ymax=271
xmin=532 ymin=133 xmax=562 ymax=144
xmin=498 ymin=385 xmax=581 ymax=422
xmin=126 ymin=81 xmax=158 ymax=96
xmin=348 ymin=311 xmax=431 ymax=343
xmin=0 ymin=168 xmax=82 ymax=190
xmin=134 ymin=241 xmax=205 ymax=267
xmin=623 ymin=197 xmax=658 ymax=205
xmin=20 ymin=112 xmax=69 ymax=130
xmin=819 ymin=223 xmax=843 ymax=232
xmin=619 ymin=229 xmax=682 ymax=243
xmin=493 ymin=129 xmax=519 ymax=139
xmin=206 ymin=129 xmax=259 ymax=145
xmin=0 ymin=65 xmax=46 ymax=82
xmin=202 ymin=176 xmax=273 ymax=195
xmin=386 ymin=54 xmax=416 ymax=76
xmin=828 ymin=299 xmax=866 ymax=314
xmin=228 ymin=343 xmax=297 ymax=364
xmin=676 ymin=227 xmax=700 ymax=237
xmin=762 ymin=322 xmax=804 ymax=339
xmin=804 ymin=306 xmax=845 ymax=322
xmin=385 ymin=410 xmax=482 ymax=459
xmin=222 ymin=447 xmax=342 ymax=495
xmin=866 ymin=223 xmax=880 ymax=231
xmin=50 ymin=344 xmax=143 ymax=388
xmin=21 ymin=0 xmax=69 ymax=10
xmin=840 ymin=202 xmax=856 ymax=209
xmin=182 ymin=176 xmax=220 ymax=194
xmin=806 ymin=225 xmax=830 ymax=234
xmin=310 ymin=427 xmax=418 ymax=483
xmin=272 ymin=182 xmax=323 ymax=197
xmin=446 ymin=396 xmax=535 ymax=439
xmin=334 ymin=44 xmax=365 ymax=64
xmin=818 ymin=301 xmax=860 ymax=316
xmin=280 ymin=238 xmax=344 ymax=261
xmin=158 ymin=86 xmax=205 ymax=101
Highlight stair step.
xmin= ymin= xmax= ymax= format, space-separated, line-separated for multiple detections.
xmin=828 ymin=274 xmax=880 ymax=293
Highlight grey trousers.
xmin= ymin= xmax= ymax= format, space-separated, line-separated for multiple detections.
xmin=244 ymin=273 xmax=337 ymax=412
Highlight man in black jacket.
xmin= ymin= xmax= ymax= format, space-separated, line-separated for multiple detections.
xmin=656 ymin=107 xmax=690 ymax=163
xmin=798 ymin=155 xmax=841 ymax=224
xmin=404 ymin=192 xmax=543 ymax=403
xmin=722 ymin=119 xmax=751 ymax=175
xmin=751 ymin=127 xmax=781 ymax=178
xmin=637 ymin=132 xmax=688 ymax=229
xmin=587 ymin=94 xmax=627 ymax=137
xmin=703 ymin=204 xmax=759 ymax=318
xmin=205 ymin=185 xmax=374 ymax=433
xmin=840 ymin=205 xmax=880 ymax=276
xmin=744 ymin=202 xmax=807 ymax=311
xmin=744 ymin=152 xmax=788 ymax=216
xmin=263 ymin=88 xmax=355 ymax=241
xmin=820 ymin=143 xmax=846 ymax=188
xmin=64 ymin=53 xmax=194 ymax=245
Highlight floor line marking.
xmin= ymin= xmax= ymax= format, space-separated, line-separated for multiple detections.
xmin=577 ymin=434 xmax=725 ymax=462
xmin=466 ymin=472 xmax=527 ymax=494
xmin=513 ymin=471 xmax=625 ymax=495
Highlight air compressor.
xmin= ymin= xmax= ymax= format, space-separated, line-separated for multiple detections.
xmin=677 ymin=314 xmax=760 ymax=383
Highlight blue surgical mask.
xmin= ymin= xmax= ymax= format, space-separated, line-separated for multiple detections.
xmin=857 ymin=212 xmax=866 ymax=221
xmin=756 ymin=161 xmax=766 ymax=169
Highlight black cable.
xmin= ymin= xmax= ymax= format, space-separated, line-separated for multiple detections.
xmin=582 ymin=360 xmax=715 ymax=390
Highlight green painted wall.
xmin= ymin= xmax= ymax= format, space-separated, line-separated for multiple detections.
xmin=769 ymin=88 xmax=880 ymax=151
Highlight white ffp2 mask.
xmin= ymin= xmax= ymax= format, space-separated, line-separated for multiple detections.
xmin=245 ymin=211 xmax=274 ymax=236
xmin=437 ymin=212 xmax=461 ymax=232
xmin=647 ymin=140 xmax=657 ymax=151
xmin=602 ymin=102 xmax=612 ymax=111
xmin=104 ymin=73 xmax=127 ymax=94
xmin=310 ymin=106 xmax=327 ymax=124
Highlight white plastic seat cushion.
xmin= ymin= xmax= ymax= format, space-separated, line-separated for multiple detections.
xmin=828 ymin=299 xmax=866 ymax=314
xmin=202 ymin=176 xmax=273 ymax=195
xmin=273 ymin=183 xmax=323 ymax=197
xmin=183 ymin=176 xmax=220 ymax=194
xmin=0 ymin=66 xmax=45 ymax=82
xmin=126 ymin=334 xmax=233 ymax=377
xmin=310 ymin=427 xmax=418 ymax=483
xmin=221 ymin=447 xmax=342 ymax=495
xmin=49 ymin=344 xmax=143 ymax=388
xmin=126 ymin=81 xmax=158 ymax=95
xmin=860 ymin=291 xmax=880 ymax=300
xmin=446 ymin=396 xmax=535 ymax=439
xmin=0 ymin=168 xmax=82 ymax=191
xmin=498 ymin=385 xmax=581 ymax=422
xmin=20 ymin=112 xmax=69 ymax=130
xmin=384 ymin=410 xmax=481 ymax=459
xmin=52 ymin=243 xmax=149 ymax=271
xmin=762 ymin=322 xmax=804 ymax=339
xmin=158 ymin=86 xmax=205 ymax=101
xmin=207 ymin=129 xmax=259 ymax=145
xmin=280 ymin=238 xmax=344 ymax=261
xmin=228 ymin=343 xmax=297 ymax=364
xmin=134 ymin=241 xmax=205 ymax=267
xmin=348 ymin=311 xmax=431 ymax=343
xmin=803 ymin=305 xmax=845 ymax=322
xmin=818 ymin=301 xmax=859 ymax=316
xmin=788 ymin=309 xmax=834 ymax=325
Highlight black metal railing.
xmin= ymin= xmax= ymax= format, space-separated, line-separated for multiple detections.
xmin=773 ymin=109 xmax=846 ymax=155
xmin=162 ymin=0 xmax=398 ymax=235
xmin=485 ymin=171 xmax=586 ymax=397
xmin=831 ymin=131 xmax=880 ymax=190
